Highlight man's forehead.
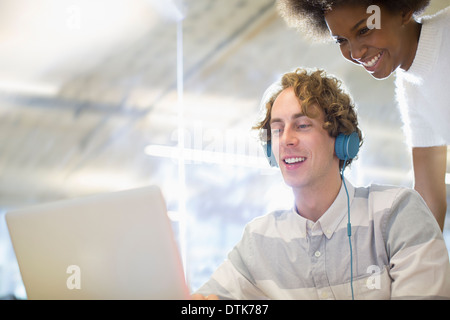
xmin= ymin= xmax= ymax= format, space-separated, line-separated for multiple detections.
xmin=270 ymin=100 xmax=324 ymax=123
xmin=270 ymin=112 xmax=305 ymax=124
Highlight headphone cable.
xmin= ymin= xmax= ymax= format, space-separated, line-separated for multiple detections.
xmin=341 ymin=159 xmax=354 ymax=300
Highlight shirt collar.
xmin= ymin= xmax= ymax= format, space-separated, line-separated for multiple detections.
xmin=290 ymin=178 xmax=355 ymax=240
xmin=319 ymin=178 xmax=354 ymax=239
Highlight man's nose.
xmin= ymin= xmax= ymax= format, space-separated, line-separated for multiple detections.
xmin=281 ymin=128 xmax=299 ymax=147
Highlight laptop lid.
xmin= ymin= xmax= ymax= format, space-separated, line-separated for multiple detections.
xmin=5 ymin=186 xmax=190 ymax=300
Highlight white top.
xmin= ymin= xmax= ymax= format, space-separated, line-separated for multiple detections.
xmin=395 ymin=7 xmax=450 ymax=147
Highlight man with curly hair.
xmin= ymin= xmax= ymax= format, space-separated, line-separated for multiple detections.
xmin=192 ymin=68 xmax=450 ymax=300
xmin=277 ymin=0 xmax=450 ymax=232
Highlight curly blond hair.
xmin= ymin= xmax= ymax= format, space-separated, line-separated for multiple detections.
xmin=254 ymin=68 xmax=363 ymax=169
xmin=277 ymin=0 xmax=431 ymax=42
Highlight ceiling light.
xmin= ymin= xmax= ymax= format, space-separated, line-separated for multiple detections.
xmin=145 ymin=144 xmax=269 ymax=168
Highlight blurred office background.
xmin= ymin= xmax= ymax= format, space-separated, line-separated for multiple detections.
xmin=0 ymin=0 xmax=449 ymax=299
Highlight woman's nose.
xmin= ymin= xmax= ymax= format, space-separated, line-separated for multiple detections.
xmin=349 ymin=40 xmax=368 ymax=61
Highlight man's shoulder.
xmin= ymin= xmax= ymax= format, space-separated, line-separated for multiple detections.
xmin=354 ymin=184 xmax=425 ymax=213
xmin=244 ymin=209 xmax=292 ymax=233
xmin=355 ymin=183 xmax=419 ymax=199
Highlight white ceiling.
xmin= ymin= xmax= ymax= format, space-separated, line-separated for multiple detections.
xmin=0 ymin=0 xmax=449 ymax=226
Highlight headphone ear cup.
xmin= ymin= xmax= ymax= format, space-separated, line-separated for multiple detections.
xmin=335 ymin=134 xmax=346 ymax=161
xmin=335 ymin=132 xmax=360 ymax=161
xmin=346 ymin=132 xmax=360 ymax=159
xmin=264 ymin=141 xmax=278 ymax=167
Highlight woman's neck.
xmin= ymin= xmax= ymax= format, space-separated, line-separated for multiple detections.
xmin=400 ymin=20 xmax=423 ymax=72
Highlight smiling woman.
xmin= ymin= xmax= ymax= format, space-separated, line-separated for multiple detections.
xmin=277 ymin=0 xmax=430 ymax=42
xmin=276 ymin=0 xmax=450 ymax=231
xmin=323 ymin=4 xmax=422 ymax=80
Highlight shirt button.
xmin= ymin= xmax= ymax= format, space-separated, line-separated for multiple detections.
xmin=314 ymin=251 xmax=321 ymax=257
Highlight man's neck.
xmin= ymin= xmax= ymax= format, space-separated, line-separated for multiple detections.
xmin=293 ymin=174 xmax=342 ymax=222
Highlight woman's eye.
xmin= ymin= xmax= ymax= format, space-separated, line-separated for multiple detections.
xmin=335 ymin=38 xmax=346 ymax=45
xmin=359 ymin=27 xmax=370 ymax=35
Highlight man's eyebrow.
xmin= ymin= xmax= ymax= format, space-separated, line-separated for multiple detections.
xmin=270 ymin=113 xmax=305 ymax=125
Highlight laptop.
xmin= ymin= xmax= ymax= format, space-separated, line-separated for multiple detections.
xmin=5 ymin=186 xmax=191 ymax=300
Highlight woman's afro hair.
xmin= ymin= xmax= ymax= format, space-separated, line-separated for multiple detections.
xmin=277 ymin=0 xmax=431 ymax=41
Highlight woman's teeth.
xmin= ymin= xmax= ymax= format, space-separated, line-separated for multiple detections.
xmin=362 ymin=52 xmax=382 ymax=68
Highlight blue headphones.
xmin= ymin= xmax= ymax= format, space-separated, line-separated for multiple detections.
xmin=335 ymin=132 xmax=360 ymax=162
xmin=264 ymin=132 xmax=360 ymax=167
xmin=263 ymin=141 xmax=278 ymax=167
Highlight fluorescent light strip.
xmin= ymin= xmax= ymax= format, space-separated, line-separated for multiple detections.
xmin=0 ymin=80 xmax=58 ymax=96
xmin=145 ymin=144 xmax=268 ymax=168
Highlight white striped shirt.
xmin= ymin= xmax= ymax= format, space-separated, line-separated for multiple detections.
xmin=195 ymin=180 xmax=450 ymax=300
